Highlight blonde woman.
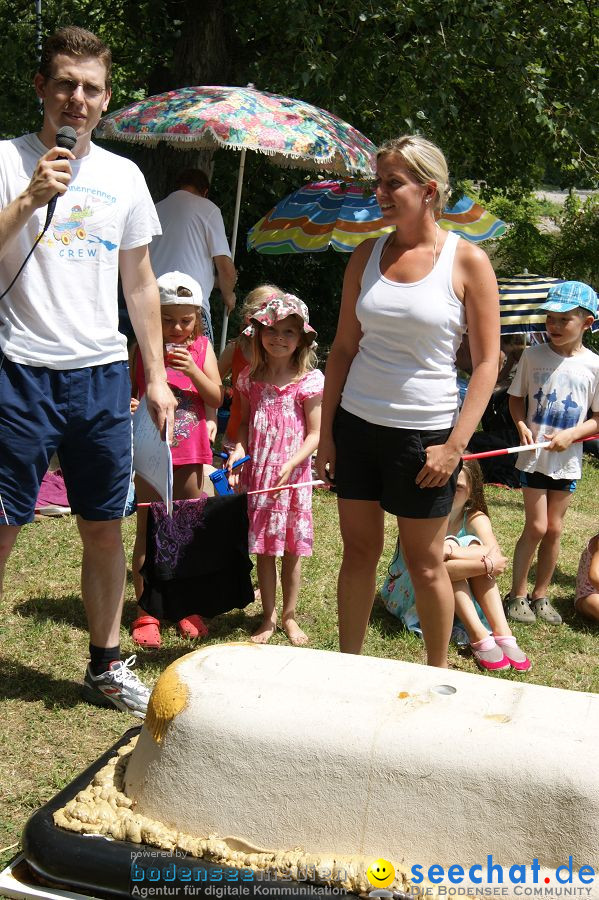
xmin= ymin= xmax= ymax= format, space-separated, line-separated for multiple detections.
xmin=315 ymin=135 xmax=499 ymax=668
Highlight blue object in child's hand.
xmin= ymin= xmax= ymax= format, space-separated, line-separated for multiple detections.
xmin=210 ymin=455 xmax=251 ymax=495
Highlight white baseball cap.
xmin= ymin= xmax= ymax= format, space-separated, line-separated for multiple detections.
xmin=157 ymin=271 xmax=203 ymax=307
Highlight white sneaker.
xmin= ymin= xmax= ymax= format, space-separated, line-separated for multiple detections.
xmin=36 ymin=504 xmax=71 ymax=516
xmin=82 ymin=654 xmax=151 ymax=718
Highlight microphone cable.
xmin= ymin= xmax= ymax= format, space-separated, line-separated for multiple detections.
xmin=0 ymin=126 xmax=77 ymax=303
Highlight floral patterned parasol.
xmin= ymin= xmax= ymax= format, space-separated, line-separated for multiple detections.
xmin=95 ymin=85 xmax=376 ymax=178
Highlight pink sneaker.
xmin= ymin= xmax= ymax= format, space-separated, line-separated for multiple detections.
xmin=470 ymin=637 xmax=510 ymax=671
xmin=494 ymin=635 xmax=532 ymax=672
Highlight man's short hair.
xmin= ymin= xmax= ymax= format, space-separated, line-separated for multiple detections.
xmin=175 ymin=169 xmax=211 ymax=195
xmin=39 ymin=26 xmax=112 ymax=89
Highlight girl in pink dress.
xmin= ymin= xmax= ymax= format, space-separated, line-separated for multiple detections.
xmin=228 ymin=290 xmax=324 ymax=645
xmin=130 ymin=271 xmax=223 ymax=649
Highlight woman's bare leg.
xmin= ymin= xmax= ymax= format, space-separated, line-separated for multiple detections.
xmin=398 ymin=515 xmax=452 ymax=668
xmin=337 ymin=499 xmax=385 ymax=654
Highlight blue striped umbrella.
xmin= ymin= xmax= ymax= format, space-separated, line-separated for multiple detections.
xmin=247 ymin=183 xmax=506 ymax=254
xmin=498 ymin=273 xmax=599 ymax=335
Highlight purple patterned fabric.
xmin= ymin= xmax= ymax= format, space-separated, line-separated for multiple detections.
xmin=150 ymin=498 xmax=208 ymax=569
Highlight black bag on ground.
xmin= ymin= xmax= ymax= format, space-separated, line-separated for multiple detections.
xmin=139 ymin=493 xmax=254 ymax=622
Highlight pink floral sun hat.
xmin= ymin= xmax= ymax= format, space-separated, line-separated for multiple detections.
xmin=243 ymin=293 xmax=317 ymax=341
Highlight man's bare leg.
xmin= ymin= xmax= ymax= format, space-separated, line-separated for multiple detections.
xmin=0 ymin=524 xmax=21 ymax=599
xmin=77 ymin=517 xmax=126 ymax=647
xmin=78 ymin=517 xmax=150 ymax=718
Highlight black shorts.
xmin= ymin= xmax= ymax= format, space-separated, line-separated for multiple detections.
xmin=519 ymin=469 xmax=577 ymax=493
xmin=332 ymin=406 xmax=461 ymax=519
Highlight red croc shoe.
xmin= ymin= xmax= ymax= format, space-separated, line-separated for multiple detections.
xmin=176 ymin=614 xmax=209 ymax=640
xmin=131 ymin=615 xmax=161 ymax=649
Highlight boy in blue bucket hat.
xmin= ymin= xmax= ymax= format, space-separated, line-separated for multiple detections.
xmin=505 ymin=281 xmax=599 ymax=624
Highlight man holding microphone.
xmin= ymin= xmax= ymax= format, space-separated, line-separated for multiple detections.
xmin=0 ymin=26 xmax=175 ymax=717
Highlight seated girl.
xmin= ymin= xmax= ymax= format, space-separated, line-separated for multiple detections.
xmin=381 ymin=459 xmax=531 ymax=672
xmin=575 ymin=532 xmax=599 ymax=622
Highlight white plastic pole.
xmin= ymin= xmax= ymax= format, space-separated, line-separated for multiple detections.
xmin=219 ymin=148 xmax=246 ymax=354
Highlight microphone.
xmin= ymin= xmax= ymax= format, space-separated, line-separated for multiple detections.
xmin=43 ymin=126 xmax=77 ymax=231
xmin=0 ymin=127 xmax=78 ymax=303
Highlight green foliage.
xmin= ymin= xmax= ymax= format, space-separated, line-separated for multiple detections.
xmin=487 ymin=192 xmax=555 ymax=276
xmin=550 ymin=195 xmax=599 ymax=287
xmin=487 ymin=190 xmax=599 ymax=289
xmin=0 ymin=0 xmax=178 ymax=138
xmin=0 ymin=0 xmax=597 ymax=343
xmin=483 ymin=189 xmax=599 ymax=352
xmin=2 ymin=0 xmax=597 ymax=188
xmin=229 ymin=0 xmax=599 ymax=191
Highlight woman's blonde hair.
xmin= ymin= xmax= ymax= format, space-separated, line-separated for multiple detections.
xmin=377 ymin=134 xmax=450 ymax=217
xmin=248 ymin=286 xmax=317 ymax=379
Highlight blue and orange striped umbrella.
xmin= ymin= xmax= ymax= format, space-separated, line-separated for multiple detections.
xmin=247 ymin=182 xmax=506 ymax=254
xmin=498 ymin=273 xmax=599 ymax=335
xmin=438 ymin=194 xmax=507 ymax=242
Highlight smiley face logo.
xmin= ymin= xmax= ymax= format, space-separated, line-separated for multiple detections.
xmin=366 ymin=858 xmax=395 ymax=889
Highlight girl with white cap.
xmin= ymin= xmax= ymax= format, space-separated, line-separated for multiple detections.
xmin=130 ymin=271 xmax=223 ymax=648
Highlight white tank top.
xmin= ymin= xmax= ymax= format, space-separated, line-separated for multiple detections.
xmin=341 ymin=230 xmax=466 ymax=429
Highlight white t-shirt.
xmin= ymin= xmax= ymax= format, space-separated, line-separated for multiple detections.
xmin=508 ymin=343 xmax=599 ymax=479
xmin=341 ymin=231 xmax=466 ymax=429
xmin=149 ymin=191 xmax=232 ymax=321
xmin=0 ymin=133 xmax=160 ymax=369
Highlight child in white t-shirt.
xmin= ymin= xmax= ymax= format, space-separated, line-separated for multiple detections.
xmin=506 ymin=281 xmax=599 ymax=625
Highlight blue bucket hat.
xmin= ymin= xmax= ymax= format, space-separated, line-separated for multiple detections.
xmin=538 ymin=281 xmax=598 ymax=318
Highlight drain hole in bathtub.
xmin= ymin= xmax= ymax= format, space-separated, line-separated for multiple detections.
xmin=431 ymin=684 xmax=457 ymax=695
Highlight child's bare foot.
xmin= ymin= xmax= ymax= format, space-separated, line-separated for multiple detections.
xmin=282 ymin=617 xmax=309 ymax=646
xmin=251 ymin=617 xmax=277 ymax=644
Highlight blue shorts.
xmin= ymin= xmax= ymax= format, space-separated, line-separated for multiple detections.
xmin=0 ymin=355 xmax=133 ymax=525
xmin=519 ymin=469 xmax=577 ymax=493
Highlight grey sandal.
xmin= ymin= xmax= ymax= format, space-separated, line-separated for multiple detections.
xmin=531 ymin=597 xmax=562 ymax=625
xmin=504 ymin=593 xmax=536 ymax=624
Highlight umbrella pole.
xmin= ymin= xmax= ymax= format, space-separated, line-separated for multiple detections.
xmin=219 ymin=148 xmax=246 ymax=354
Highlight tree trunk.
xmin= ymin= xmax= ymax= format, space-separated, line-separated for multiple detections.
xmin=128 ymin=0 xmax=237 ymax=201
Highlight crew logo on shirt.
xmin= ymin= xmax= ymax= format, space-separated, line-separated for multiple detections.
xmin=37 ymin=190 xmax=118 ymax=256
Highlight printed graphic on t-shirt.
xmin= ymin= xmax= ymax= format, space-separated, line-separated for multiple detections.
xmin=37 ymin=189 xmax=118 ymax=259
xmin=171 ymin=388 xmax=199 ymax=448
xmin=531 ymin=370 xmax=585 ymax=430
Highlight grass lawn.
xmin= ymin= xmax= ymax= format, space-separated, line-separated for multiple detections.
xmin=1 ymin=457 xmax=599 ymax=871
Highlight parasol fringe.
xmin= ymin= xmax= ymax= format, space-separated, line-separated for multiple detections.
xmin=94 ymin=127 xmax=373 ymax=176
